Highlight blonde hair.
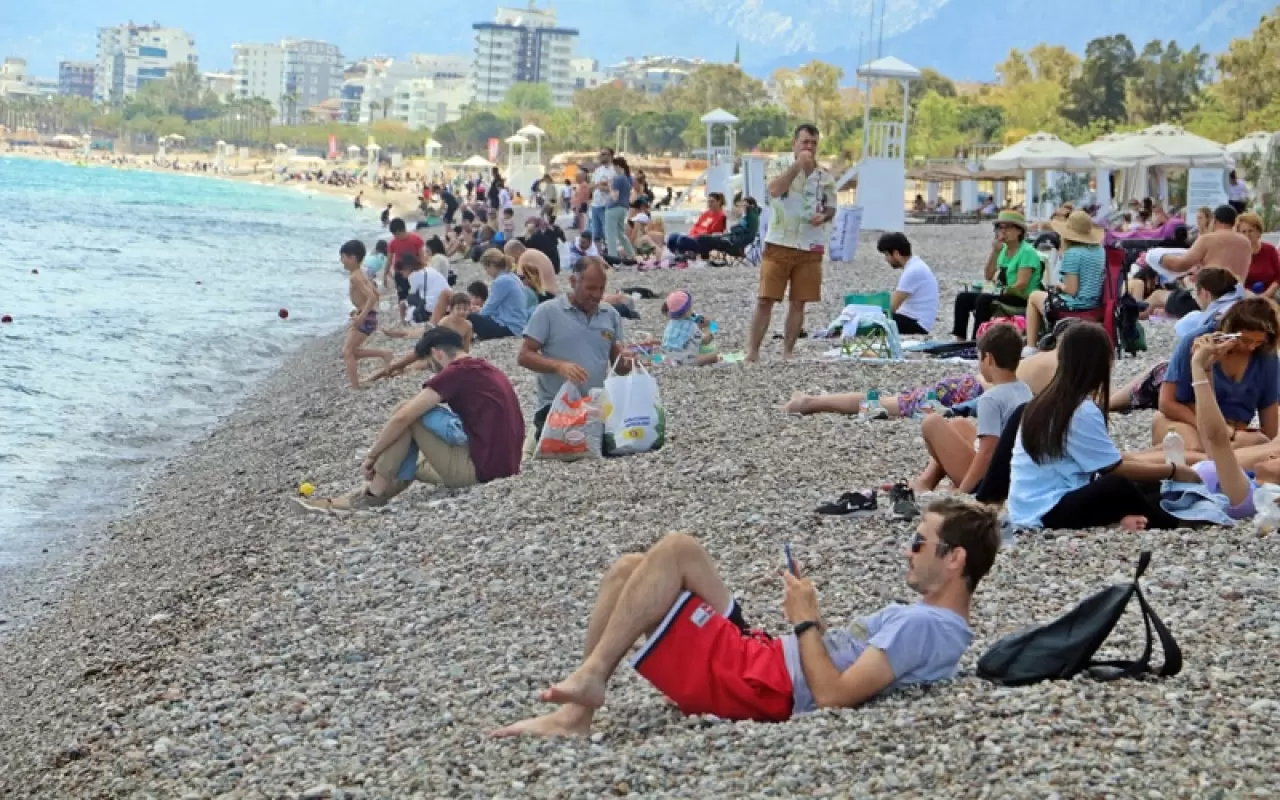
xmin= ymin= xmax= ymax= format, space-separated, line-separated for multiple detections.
xmin=518 ymin=262 xmax=544 ymax=293
xmin=478 ymin=248 xmax=513 ymax=273
xmin=1237 ymin=211 xmax=1265 ymax=233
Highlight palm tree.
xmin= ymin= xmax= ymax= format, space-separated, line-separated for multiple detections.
xmin=280 ymin=91 xmax=300 ymax=126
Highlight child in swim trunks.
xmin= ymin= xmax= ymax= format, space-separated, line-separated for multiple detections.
xmin=660 ymin=290 xmax=720 ymax=366
xmin=341 ymin=240 xmax=393 ymax=389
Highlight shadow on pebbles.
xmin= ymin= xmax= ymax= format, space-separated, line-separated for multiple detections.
xmin=1 ymin=225 xmax=1278 ymax=798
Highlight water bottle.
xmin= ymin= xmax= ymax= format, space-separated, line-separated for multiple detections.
xmin=915 ymin=390 xmax=940 ymax=419
xmin=1162 ymin=429 xmax=1186 ymax=467
xmin=859 ymin=389 xmax=881 ymax=420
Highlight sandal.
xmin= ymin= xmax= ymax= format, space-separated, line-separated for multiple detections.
xmin=815 ymin=490 xmax=877 ymax=516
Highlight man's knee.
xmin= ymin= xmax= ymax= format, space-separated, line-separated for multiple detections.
xmin=787 ymin=299 xmax=807 ymax=314
xmin=754 ymin=298 xmax=776 ymax=313
xmin=921 ymin=413 xmax=949 ymax=438
xmin=605 ymin=553 xmax=645 ymax=584
xmin=654 ymin=531 xmax=700 ymax=556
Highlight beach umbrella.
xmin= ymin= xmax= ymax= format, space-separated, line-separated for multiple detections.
xmin=1227 ymin=131 xmax=1274 ymax=158
xmin=983 ymin=131 xmax=1096 ymax=171
xmin=462 ymin=155 xmax=494 ymax=168
xmin=1085 ymin=124 xmax=1232 ymax=169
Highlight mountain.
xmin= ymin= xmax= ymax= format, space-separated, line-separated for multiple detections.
xmin=750 ymin=0 xmax=1272 ymax=81
xmin=0 ymin=0 xmax=1270 ymax=83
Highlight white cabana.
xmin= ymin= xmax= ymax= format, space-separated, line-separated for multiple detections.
xmin=1085 ymin=124 xmax=1234 ymax=207
xmin=1227 ymin=131 xmax=1274 ymax=158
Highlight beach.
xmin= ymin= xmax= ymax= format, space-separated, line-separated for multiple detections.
xmin=2 ymin=222 xmax=1279 ymax=797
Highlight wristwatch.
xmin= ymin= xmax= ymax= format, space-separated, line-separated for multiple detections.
xmin=793 ymin=620 xmax=820 ymax=637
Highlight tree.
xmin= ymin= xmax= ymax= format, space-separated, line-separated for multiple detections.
xmin=1129 ymin=39 xmax=1207 ymax=123
xmin=573 ymin=82 xmax=647 ymax=120
xmin=1026 ymin=44 xmax=1079 ymax=88
xmin=501 ymin=82 xmax=555 ymax=116
xmin=627 ymin=110 xmax=692 ymax=154
xmin=735 ymin=107 xmax=791 ymax=150
xmin=995 ymin=49 xmax=1033 ymax=86
xmin=1063 ymin=35 xmax=1137 ymax=128
xmin=661 ymin=64 xmax=768 ymax=114
xmin=917 ymin=68 xmax=956 ymax=100
xmin=1215 ymin=10 xmax=1280 ymax=121
xmin=772 ymin=61 xmax=844 ymax=130
xmin=910 ymin=91 xmax=963 ymax=158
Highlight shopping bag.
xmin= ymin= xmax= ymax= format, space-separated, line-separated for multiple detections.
xmin=534 ymin=382 xmax=603 ymax=461
xmin=601 ymin=361 xmax=666 ymax=456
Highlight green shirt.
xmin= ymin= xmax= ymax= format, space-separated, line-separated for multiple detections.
xmin=997 ymin=241 xmax=1043 ymax=299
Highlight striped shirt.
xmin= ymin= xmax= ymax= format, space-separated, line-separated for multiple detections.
xmin=1059 ymin=245 xmax=1105 ymax=310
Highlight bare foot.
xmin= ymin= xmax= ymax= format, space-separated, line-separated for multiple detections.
xmin=744 ymin=352 xmax=759 ymax=364
xmin=539 ymin=667 xmax=607 ymax=709
xmin=784 ymin=392 xmax=810 ymax=414
xmin=491 ymin=705 xmax=593 ymax=738
xmin=1120 ymin=515 xmax=1148 ymax=531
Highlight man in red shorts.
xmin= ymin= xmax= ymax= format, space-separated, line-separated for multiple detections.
xmin=493 ymin=497 xmax=1000 ymax=737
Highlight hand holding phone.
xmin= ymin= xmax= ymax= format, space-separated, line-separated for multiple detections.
xmin=784 ymin=543 xmax=798 ymax=576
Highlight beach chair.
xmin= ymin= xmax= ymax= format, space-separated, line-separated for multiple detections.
xmin=1047 ymin=246 xmax=1125 ymax=348
xmin=835 ymin=291 xmax=899 ymax=358
xmin=709 ymin=208 xmax=762 ymax=268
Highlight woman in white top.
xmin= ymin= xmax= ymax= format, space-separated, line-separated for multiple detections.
xmin=1227 ymin=170 xmax=1249 ymax=214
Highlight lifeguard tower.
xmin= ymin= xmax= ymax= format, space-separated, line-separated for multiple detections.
xmin=855 ymin=56 xmax=920 ymax=232
xmin=505 ymin=127 xmax=547 ymax=196
xmin=700 ymin=108 xmax=738 ymax=201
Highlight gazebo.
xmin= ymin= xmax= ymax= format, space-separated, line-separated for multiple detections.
xmin=1084 ymin=124 xmax=1233 ymax=206
xmin=984 ymin=131 xmax=1099 ymax=218
xmin=856 ymin=55 xmax=921 ymax=232
xmin=515 ymin=125 xmax=546 ymax=163
xmin=1227 ymin=131 xmax=1274 ymax=159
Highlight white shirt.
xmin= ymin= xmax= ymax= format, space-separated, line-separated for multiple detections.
xmin=499 ymin=188 xmax=512 ymax=210
xmin=591 ymin=165 xmax=615 ymax=208
xmin=409 ymin=264 xmax=449 ymax=311
xmin=894 ymin=255 xmax=939 ymax=330
xmin=567 ymin=241 xmax=600 ymax=271
xmin=1228 ymin=181 xmax=1248 ymax=202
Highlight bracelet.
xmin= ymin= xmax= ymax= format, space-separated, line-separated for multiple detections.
xmin=1191 ymin=379 xmax=1210 ymax=387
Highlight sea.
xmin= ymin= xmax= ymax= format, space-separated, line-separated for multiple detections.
xmin=0 ymin=157 xmax=369 ymax=565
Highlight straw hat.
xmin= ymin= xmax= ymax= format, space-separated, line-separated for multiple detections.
xmin=1051 ymin=209 xmax=1105 ymax=245
xmin=994 ymin=210 xmax=1027 ymax=231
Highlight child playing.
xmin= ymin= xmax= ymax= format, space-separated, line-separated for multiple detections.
xmin=912 ymin=323 xmax=1032 ymax=493
xmin=340 ymin=240 xmax=393 ymax=389
xmin=364 ymin=240 xmax=389 ymax=282
xmin=660 ymin=290 xmax=720 ymax=366
xmin=440 ymin=292 xmax=474 ymax=352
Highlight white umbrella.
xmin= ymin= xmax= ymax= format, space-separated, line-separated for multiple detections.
xmin=516 ymin=124 xmax=545 ymax=138
xmin=505 ymin=134 xmax=529 ymax=145
xmin=274 ymin=143 xmax=288 ymax=150
xmin=983 ymin=131 xmax=1096 ymax=171
xmin=1227 ymin=131 xmax=1274 ymax=158
xmin=462 ymin=155 xmax=493 ymax=168
xmin=166 ymin=134 xmax=186 ymax=142
xmin=700 ymin=108 xmax=739 ymax=125
xmin=347 ymin=144 xmax=361 ymax=152
xmin=1085 ymin=124 xmax=1232 ymax=168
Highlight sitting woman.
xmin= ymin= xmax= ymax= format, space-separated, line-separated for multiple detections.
xmin=1023 ymin=210 xmax=1106 ymax=348
xmin=951 ymin=210 xmax=1043 ymax=340
xmin=681 ymin=198 xmax=761 ymax=262
xmin=469 ymin=249 xmax=532 ymax=341
xmin=1008 ymin=322 xmax=1199 ymax=531
xmin=1155 ymin=297 xmax=1279 ymax=453
xmin=1238 ymin=211 xmax=1280 ymax=298
xmin=518 ymin=261 xmax=550 ymax=306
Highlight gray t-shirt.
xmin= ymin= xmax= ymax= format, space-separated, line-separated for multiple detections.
xmin=976 ymin=380 xmax=1032 ymax=438
xmin=523 ymin=295 xmax=623 ymax=409
xmin=782 ymin=602 xmax=972 ymax=715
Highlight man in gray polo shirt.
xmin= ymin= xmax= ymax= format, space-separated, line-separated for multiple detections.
xmin=519 ymin=257 xmax=633 ymax=438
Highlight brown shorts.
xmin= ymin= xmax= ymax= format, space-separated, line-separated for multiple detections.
xmin=759 ymin=243 xmax=823 ymax=302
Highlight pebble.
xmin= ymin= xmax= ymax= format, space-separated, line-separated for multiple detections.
xmin=0 ymin=224 xmax=1277 ymax=797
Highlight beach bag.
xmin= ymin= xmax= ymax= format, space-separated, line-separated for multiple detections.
xmin=423 ymin=406 xmax=467 ymax=447
xmin=601 ymin=361 xmax=666 ymax=456
xmin=976 ymin=316 xmax=1025 ymax=340
xmin=977 ymin=552 xmax=1181 ymax=686
xmin=534 ymin=382 xmax=602 ymax=461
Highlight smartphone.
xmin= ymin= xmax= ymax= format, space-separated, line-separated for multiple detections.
xmin=1214 ymin=332 xmax=1242 ymax=341
xmin=784 ymin=543 xmax=798 ymax=576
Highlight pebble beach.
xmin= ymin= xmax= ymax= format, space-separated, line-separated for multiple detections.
xmin=2 ymin=224 xmax=1279 ymax=798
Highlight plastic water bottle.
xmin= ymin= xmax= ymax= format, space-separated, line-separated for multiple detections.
xmin=1162 ymin=430 xmax=1186 ymax=467
xmin=915 ymin=390 xmax=940 ymax=419
xmin=859 ymin=389 xmax=881 ymax=420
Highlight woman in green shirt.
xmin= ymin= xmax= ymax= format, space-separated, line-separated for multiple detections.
xmin=950 ymin=210 xmax=1044 ymax=339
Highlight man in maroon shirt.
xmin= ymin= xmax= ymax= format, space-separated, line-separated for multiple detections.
xmin=295 ymin=327 xmax=523 ymax=513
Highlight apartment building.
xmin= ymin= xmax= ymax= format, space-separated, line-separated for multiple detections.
xmin=59 ymin=61 xmax=96 ymax=98
xmin=472 ymin=4 xmax=578 ymax=108
xmin=95 ymin=24 xmax=197 ymax=103
xmin=232 ymin=39 xmax=343 ymax=123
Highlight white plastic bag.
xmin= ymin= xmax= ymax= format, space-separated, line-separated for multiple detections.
xmin=601 ymin=361 xmax=666 ymax=456
xmin=1254 ymin=484 xmax=1280 ymax=534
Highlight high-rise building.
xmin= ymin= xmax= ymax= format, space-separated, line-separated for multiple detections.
xmin=94 ymin=24 xmax=197 ymax=104
xmin=0 ymin=58 xmax=31 ymax=97
xmin=472 ymin=4 xmax=578 ymax=108
xmin=356 ymin=54 xmax=471 ymax=125
xmin=59 ymin=61 xmax=96 ymax=98
xmin=232 ymin=39 xmax=343 ymax=123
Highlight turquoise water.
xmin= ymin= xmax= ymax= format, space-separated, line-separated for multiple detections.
xmin=0 ymin=158 xmax=368 ymax=562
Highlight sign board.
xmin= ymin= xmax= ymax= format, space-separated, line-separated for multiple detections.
xmin=828 ymin=206 xmax=863 ymax=263
xmin=1187 ymin=168 xmax=1227 ymax=214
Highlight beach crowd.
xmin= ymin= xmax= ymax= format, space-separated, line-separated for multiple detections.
xmin=299 ymin=121 xmax=1276 ymax=739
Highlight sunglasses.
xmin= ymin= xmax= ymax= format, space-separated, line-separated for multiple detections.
xmin=909 ymin=532 xmax=953 ymax=555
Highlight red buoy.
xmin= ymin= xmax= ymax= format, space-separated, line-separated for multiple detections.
xmin=31 ymin=269 xmax=38 ymax=275
xmin=278 ymin=309 xmax=289 ymax=319
xmin=1 ymin=315 xmax=12 ymax=324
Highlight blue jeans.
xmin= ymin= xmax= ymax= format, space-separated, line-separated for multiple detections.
xmin=590 ymin=205 xmax=606 ymax=243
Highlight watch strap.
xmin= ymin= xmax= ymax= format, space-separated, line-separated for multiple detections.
xmin=793 ymin=620 xmax=820 ymax=637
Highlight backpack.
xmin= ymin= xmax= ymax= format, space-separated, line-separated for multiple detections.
xmin=1115 ymin=292 xmax=1148 ymax=356
xmin=976 ymin=551 xmax=1181 ymax=686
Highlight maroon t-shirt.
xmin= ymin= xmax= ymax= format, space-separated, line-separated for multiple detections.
xmin=424 ymin=358 xmax=524 ymax=482
xmin=1246 ymin=242 xmax=1280 ymax=290
xmin=388 ymin=233 xmax=425 ymax=270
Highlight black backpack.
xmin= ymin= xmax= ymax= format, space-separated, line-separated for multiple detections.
xmin=976 ymin=551 xmax=1181 ymax=686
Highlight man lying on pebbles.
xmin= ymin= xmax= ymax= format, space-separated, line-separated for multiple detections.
xmin=296 ymin=327 xmax=524 ymax=513
xmin=494 ymin=497 xmax=1000 ymax=737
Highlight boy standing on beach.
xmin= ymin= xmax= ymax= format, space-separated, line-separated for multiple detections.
xmin=341 ymin=240 xmax=394 ymax=389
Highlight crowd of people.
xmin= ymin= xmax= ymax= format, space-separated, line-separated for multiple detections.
xmin=293 ymin=120 xmax=1279 ymax=740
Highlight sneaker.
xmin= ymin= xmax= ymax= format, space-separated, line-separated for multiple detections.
xmin=815 ymin=490 xmax=878 ymax=516
xmin=864 ymin=406 xmax=889 ymax=421
xmin=888 ymin=482 xmax=920 ymax=520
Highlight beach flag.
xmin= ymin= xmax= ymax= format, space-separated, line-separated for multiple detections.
xmin=328 ymin=136 xmax=338 ymax=159
xmin=488 ymin=138 xmax=500 ymax=163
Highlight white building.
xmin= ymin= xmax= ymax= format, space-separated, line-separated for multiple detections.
xmin=570 ymin=57 xmax=607 ymax=91
xmin=472 ymin=4 xmax=578 ymax=108
xmin=357 ymin=54 xmax=471 ymax=124
xmin=232 ymin=39 xmax=343 ymax=123
xmin=95 ymin=24 xmax=197 ymax=104
xmin=608 ymin=55 xmax=705 ymax=96
xmin=202 ymin=71 xmax=236 ymax=100
xmin=392 ymin=77 xmax=472 ymax=131
xmin=0 ymin=58 xmax=32 ymax=97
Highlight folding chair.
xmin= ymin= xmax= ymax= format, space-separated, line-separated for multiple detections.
xmin=836 ymin=291 xmax=900 ymax=359
xmin=1047 ymin=246 xmax=1124 ymax=348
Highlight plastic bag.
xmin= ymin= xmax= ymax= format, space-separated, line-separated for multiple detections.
xmin=1254 ymin=484 xmax=1280 ymax=534
xmin=601 ymin=362 xmax=665 ymax=456
xmin=534 ymin=382 xmax=603 ymax=461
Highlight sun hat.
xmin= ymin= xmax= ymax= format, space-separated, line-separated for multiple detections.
xmin=1051 ymin=209 xmax=1105 ymax=245
xmin=665 ymin=290 xmax=693 ymax=318
xmin=994 ymin=210 xmax=1027 ymax=231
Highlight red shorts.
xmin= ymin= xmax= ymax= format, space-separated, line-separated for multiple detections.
xmin=630 ymin=591 xmax=793 ymax=722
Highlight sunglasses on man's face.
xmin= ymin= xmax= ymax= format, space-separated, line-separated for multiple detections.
xmin=910 ymin=532 xmax=952 ymax=555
